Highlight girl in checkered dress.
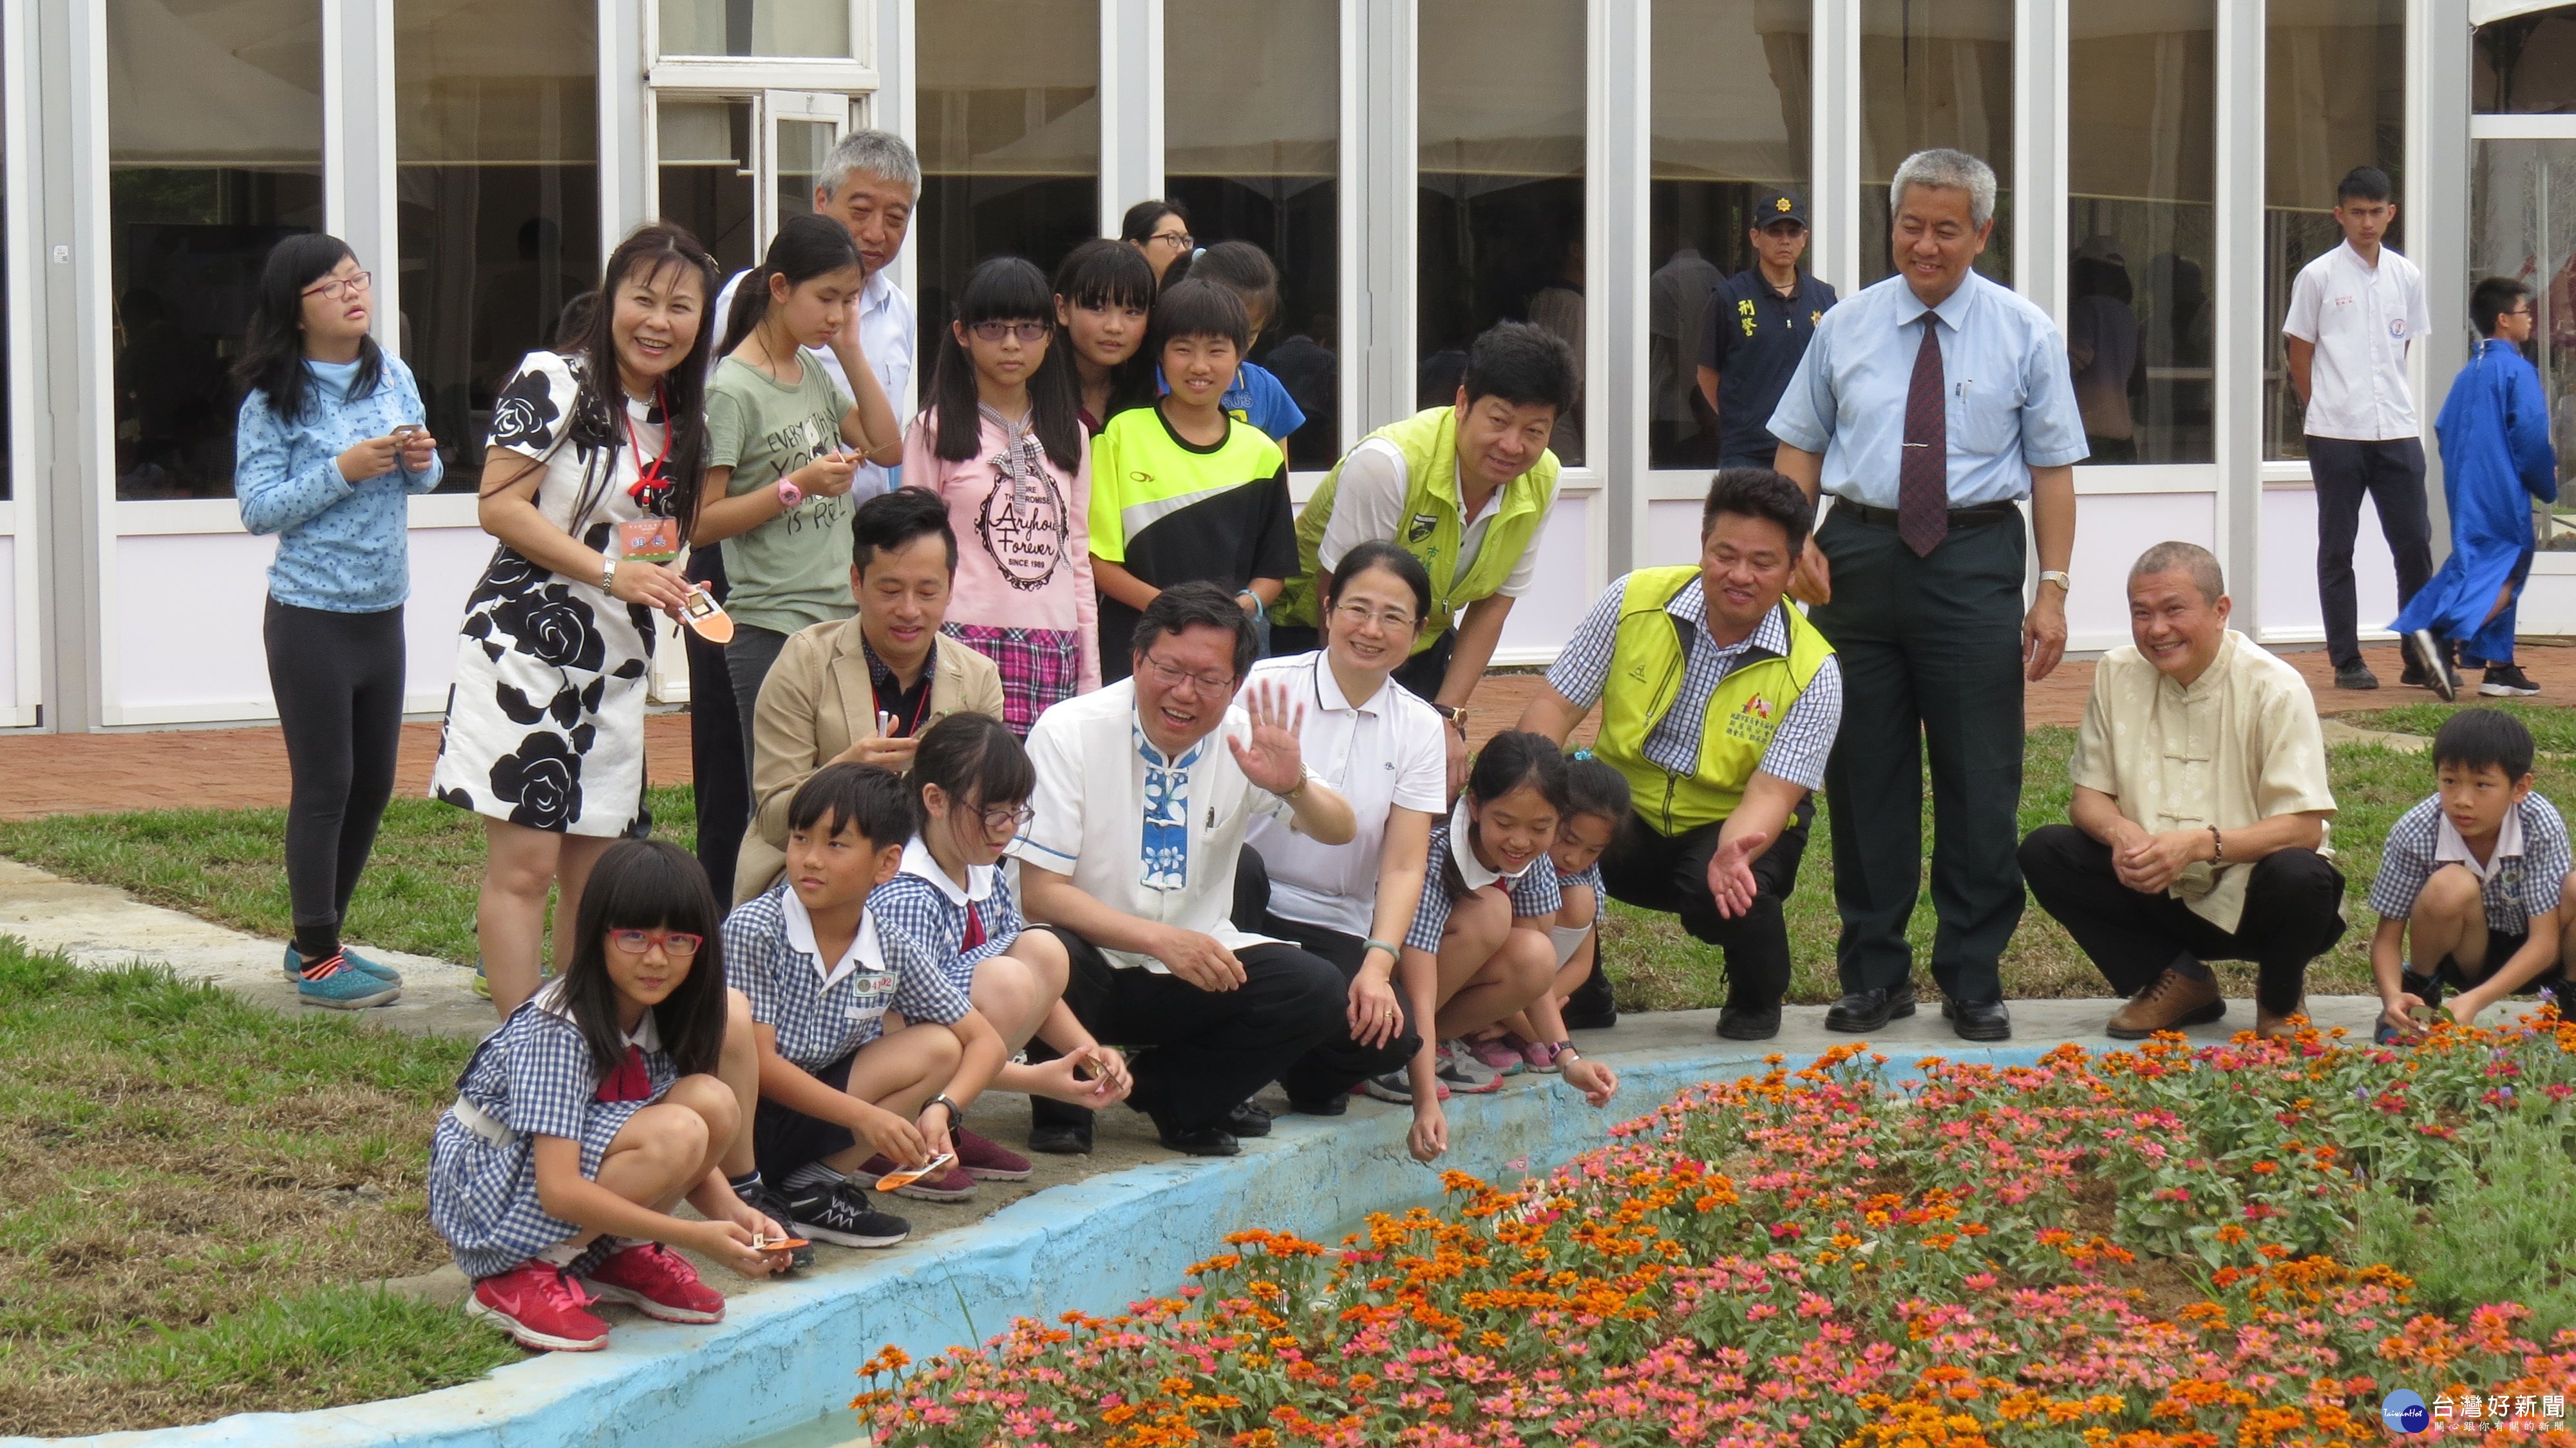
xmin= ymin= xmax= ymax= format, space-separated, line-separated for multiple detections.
xmin=870 ymin=714 xmax=1132 ymax=1183
xmin=1481 ymin=756 xmax=1631 ymax=1075
xmin=430 ymin=838 xmax=788 ymax=1352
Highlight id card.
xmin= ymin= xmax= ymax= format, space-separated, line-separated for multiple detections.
xmin=618 ymin=517 xmax=680 ymax=562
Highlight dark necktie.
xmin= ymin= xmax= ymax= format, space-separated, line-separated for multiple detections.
xmin=1899 ymin=317 xmax=1949 ymax=557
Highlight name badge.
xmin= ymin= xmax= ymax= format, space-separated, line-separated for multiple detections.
xmin=618 ymin=517 xmax=680 ymax=562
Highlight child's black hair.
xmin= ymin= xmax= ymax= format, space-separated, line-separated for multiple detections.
xmin=913 ymin=711 xmax=1036 ymax=815
xmin=1054 ymin=236 xmax=1158 ymax=314
xmin=556 ymin=838 xmax=729 ymax=1079
xmin=2336 ymin=166 xmax=2394 ymax=205
xmin=718 ymin=211 xmax=862 ymax=357
xmin=234 ymin=233 xmax=384 ymax=423
xmin=1444 ymin=731 xmax=1572 ymax=899
xmin=2472 ymin=276 xmax=2532 ymax=338
xmin=927 ymin=254 xmax=1084 ymax=472
xmin=2434 ymin=708 xmax=2536 ymax=783
xmin=1187 ymin=242 xmax=1282 ymax=333
xmin=786 ymin=761 xmax=918 ymax=848
xmin=1148 ymin=278 xmax=1251 ymax=358
xmin=1564 ymin=756 xmax=1631 ymax=830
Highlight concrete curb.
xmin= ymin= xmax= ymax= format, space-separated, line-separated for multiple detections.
xmin=17 ymin=1039 xmax=2057 ymax=1448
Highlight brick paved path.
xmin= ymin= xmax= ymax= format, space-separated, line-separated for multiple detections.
xmin=0 ymin=640 xmax=2563 ymax=820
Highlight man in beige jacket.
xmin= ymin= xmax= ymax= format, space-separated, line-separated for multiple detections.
xmin=735 ymin=488 xmax=1005 ymax=902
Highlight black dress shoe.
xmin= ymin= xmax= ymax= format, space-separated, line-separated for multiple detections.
xmin=1824 ymin=982 xmax=1917 ymax=1033
xmin=1158 ymin=1123 xmax=1241 ymax=1157
xmin=1943 ymin=996 xmax=2012 ymax=1042
xmin=1560 ymin=963 xmax=1618 ymax=1030
xmin=1027 ymin=1121 xmax=1094 ymax=1155
xmin=1716 ymin=1004 xmax=1781 ymax=1040
xmin=1287 ymin=1092 xmax=1349 ymax=1116
xmin=1225 ymin=1100 xmax=1274 ymax=1137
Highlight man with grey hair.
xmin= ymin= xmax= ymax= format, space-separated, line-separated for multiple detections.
xmin=2020 ymin=541 xmax=2344 ymax=1040
xmin=1768 ymin=146 xmax=2088 ymax=1042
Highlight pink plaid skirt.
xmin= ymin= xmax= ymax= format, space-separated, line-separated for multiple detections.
xmin=943 ymin=624 xmax=1083 ymax=736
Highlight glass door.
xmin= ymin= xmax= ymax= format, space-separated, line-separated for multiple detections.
xmin=2469 ymin=134 xmax=2576 ymax=546
xmin=759 ymin=91 xmax=850 ymax=243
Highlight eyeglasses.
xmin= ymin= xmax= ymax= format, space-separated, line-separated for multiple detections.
xmin=969 ymin=319 xmax=1051 ymax=343
xmin=1331 ymin=600 xmax=1419 ymax=633
xmin=978 ymin=803 xmax=1037 ymax=836
xmin=1138 ymin=651 xmax=1236 ymax=696
xmin=609 ymin=929 xmax=704 ymax=957
xmin=301 ymin=271 xmax=373 ymax=301
xmin=1148 ymin=230 xmax=1195 ymax=251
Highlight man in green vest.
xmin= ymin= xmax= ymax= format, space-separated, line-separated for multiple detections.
xmin=1273 ymin=323 xmax=1578 ymax=785
xmin=1516 ymin=470 xmax=1842 ymax=1042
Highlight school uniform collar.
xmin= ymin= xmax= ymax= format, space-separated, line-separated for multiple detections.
xmin=2436 ymin=804 xmax=2526 ymax=881
xmin=529 ymin=977 xmax=663 ymax=1051
xmin=2336 ymin=238 xmax=2388 ymax=274
xmin=1448 ymin=797 xmax=1538 ymax=891
xmin=778 ymin=887 xmax=886 ymax=989
xmin=898 ymin=835 xmax=994 ymax=906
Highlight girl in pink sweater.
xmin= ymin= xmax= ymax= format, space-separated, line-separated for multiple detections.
xmin=904 ymin=257 xmax=1099 ymax=734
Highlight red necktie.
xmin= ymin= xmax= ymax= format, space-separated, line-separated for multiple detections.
xmin=594 ymin=1043 xmax=652 ymax=1103
xmin=1898 ymin=317 xmax=1949 ymax=557
xmin=960 ymin=901 xmax=986 ymax=951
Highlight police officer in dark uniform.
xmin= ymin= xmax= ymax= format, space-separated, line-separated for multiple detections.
xmin=1696 ymin=191 xmax=1839 ymax=472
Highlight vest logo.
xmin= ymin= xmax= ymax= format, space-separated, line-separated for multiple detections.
xmin=1739 ymin=696 xmax=1774 ymax=721
xmin=1407 ymin=513 xmax=1439 ymax=544
xmin=1723 ymin=694 xmax=1781 ymax=744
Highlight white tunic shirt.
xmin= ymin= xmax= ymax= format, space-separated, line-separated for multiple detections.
xmin=1242 ymin=651 xmax=1450 ymax=937
xmin=2280 ymin=241 xmax=2428 ymax=442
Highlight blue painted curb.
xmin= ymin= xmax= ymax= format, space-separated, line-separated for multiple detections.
xmin=21 ymin=1040 xmax=2054 ymax=1448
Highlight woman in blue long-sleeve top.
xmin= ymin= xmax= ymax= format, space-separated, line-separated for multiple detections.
xmin=234 ymin=234 xmax=442 ymax=1009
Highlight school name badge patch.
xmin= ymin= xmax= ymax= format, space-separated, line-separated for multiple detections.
xmin=1723 ymin=694 xmax=1779 ymax=743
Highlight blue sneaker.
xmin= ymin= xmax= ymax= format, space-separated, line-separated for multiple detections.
xmin=284 ymin=945 xmax=401 ymax=985
xmin=295 ymin=952 xmax=401 ymax=1010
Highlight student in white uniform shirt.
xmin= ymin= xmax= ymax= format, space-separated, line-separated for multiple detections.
xmin=2280 ymin=165 xmax=2435 ymax=693
xmin=1234 ymin=543 xmax=1452 ymax=1112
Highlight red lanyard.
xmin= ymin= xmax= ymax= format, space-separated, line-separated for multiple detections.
xmin=626 ymin=385 xmax=673 ymax=509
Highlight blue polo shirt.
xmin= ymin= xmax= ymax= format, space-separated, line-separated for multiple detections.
xmin=1698 ymin=269 xmax=1838 ymax=463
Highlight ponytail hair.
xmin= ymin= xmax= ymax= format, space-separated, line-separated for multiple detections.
xmin=719 ymin=212 xmax=863 ymax=357
xmin=927 ymin=255 xmax=1084 ymax=473
xmin=1441 ymin=730 xmax=1571 ymax=899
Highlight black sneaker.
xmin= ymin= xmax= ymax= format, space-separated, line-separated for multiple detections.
xmin=2482 ymin=663 xmax=2542 ymax=697
xmin=786 ymin=1180 xmax=910 ymax=1249
xmin=1716 ymin=1004 xmax=1781 ymax=1040
xmin=2334 ymin=662 xmax=2380 ymax=691
xmin=741 ymin=1180 xmax=814 ymax=1270
xmin=1560 ymin=964 xmax=1618 ymax=1031
xmin=2402 ymin=630 xmax=2457 ymax=701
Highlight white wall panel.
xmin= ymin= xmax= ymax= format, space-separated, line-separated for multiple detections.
xmin=2258 ymin=485 xmax=2399 ymax=647
xmin=0 ymin=536 xmax=18 ymax=711
xmin=2514 ymin=567 xmax=2576 ymax=638
xmin=1643 ymin=499 xmax=1703 ymax=569
xmin=2065 ymin=491 xmax=2217 ymax=652
xmin=1495 ymin=492 xmax=1595 ymax=663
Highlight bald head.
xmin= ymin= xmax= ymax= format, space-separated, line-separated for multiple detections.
xmin=2127 ymin=541 xmax=2223 ymax=605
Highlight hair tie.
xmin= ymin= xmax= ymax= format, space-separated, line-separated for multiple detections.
xmin=1571 ymin=748 xmax=1595 ymax=762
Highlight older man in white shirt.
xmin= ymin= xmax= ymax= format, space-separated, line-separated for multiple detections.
xmin=2281 ymin=164 xmax=2433 ymax=693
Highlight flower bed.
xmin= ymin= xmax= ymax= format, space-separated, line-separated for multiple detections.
xmin=856 ymin=1020 xmax=2576 ymax=1446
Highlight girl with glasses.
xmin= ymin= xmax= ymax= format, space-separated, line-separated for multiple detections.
xmin=868 ymin=712 xmax=1132 ymax=1177
xmin=904 ymin=256 xmax=1100 ymax=734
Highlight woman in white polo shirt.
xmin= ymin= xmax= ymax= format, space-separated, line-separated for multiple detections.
xmin=1238 ymin=542 xmax=1452 ymax=1108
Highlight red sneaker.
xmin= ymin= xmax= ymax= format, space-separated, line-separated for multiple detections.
xmin=468 ymin=1261 xmax=610 ymax=1351
xmin=582 ymin=1241 xmax=725 ymax=1324
xmin=953 ymin=1127 xmax=1032 ymax=1181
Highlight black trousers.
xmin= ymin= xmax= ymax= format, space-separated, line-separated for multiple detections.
xmin=263 ymin=597 xmax=406 ymax=958
xmin=1231 ymin=846 xmax=1421 ymax=1088
xmin=2018 ymin=824 xmax=2347 ymax=1016
xmin=684 ymin=547 xmax=750 ymax=902
xmin=723 ymin=623 xmax=794 ymax=788
xmin=1598 ymin=802 xmax=1810 ymax=1009
xmin=2307 ymin=435 xmax=2433 ymax=671
xmin=1808 ymin=506 xmax=2027 ymax=1001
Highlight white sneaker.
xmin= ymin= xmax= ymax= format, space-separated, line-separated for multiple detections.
xmin=1435 ymin=1040 xmax=1504 ymax=1094
xmin=1358 ymin=1069 xmax=1416 ymax=1103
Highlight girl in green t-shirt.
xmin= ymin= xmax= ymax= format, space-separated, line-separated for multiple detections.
xmin=693 ymin=213 xmax=904 ymax=751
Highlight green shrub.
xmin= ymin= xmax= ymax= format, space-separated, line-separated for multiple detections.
xmin=2354 ymin=1107 xmax=2576 ymax=1340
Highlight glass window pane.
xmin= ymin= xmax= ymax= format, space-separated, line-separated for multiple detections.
xmin=775 ymin=117 xmax=837 ymax=229
xmin=659 ymin=0 xmax=851 ymax=59
xmin=1649 ymin=0 xmax=1810 ymax=470
xmin=918 ymin=0 xmax=1099 ymax=369
xmin=2475 ymin=8 xmax=2576 ymax=116
xmin=2468 ymin=139 xmax=2576 ymax=548
xmin=1166 ymin=0 xmax=1340 ymax=469
xmin=109 ymin=0 xmax=323 ymax=500
xmin=2067 ymin=0 xmax=2215 ymax=465
xmin=397 ymin=0 xmax=601 ymax=493
xmin=2264 ymin=0 xmax=2403 ymax=461
xmin=1859 ymin=0 xmax=2012 ymax=289
xmin=1420 ymin=0 xmax=1584 ymax=464
xmin=658 ymin=99 xmax=756 ymax=278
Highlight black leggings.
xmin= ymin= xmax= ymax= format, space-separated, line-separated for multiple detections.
xmin=263 ymin=597 xmax=406 ymax=960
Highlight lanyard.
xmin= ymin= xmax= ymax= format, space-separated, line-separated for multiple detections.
xmin=626 ymin=384 xmax=674 ymax=510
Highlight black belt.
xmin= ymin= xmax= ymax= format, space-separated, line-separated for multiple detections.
xmin=1833 ymin=500 xmax=2021 ymax=530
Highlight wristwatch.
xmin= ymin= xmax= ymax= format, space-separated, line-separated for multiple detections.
xmin=775 ymin=479 xmax=803 ymax=510
xmin=2038 ymin=569 xmax=2072 ymax=591
xmin=927 ymin=1093 xmax=961 ymax=1125
xmin=598 ymin=557 xmax=618 ymax=593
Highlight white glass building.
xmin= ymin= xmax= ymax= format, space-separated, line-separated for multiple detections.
xmin=0 ymin=0 xmax=2568 ymax=730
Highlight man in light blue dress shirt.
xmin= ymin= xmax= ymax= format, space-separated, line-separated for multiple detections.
xmin=1768 ymin=148 xmax=2087 ymax=1043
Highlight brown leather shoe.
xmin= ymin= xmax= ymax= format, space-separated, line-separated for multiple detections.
xmin=2105 ymin=967 xmax=2226 ymax=1039
xmin=2254 ymin=998 xmax=2308 ymax=1040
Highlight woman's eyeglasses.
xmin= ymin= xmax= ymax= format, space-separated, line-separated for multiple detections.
xmin=1331 ymin=600 xmax=1419 ymax=633
xmin=969 ymin=320 xmax=1052 ymax=343
xmin=301 ymin=272 xmax=373 ymax=301
xmin=1148 ymin=230 xmax=1195 ymax=252
xmin=609 ymin=929 xmax=704 ymax=957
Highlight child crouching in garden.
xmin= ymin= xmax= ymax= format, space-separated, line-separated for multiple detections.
xmin=867 ymin=712 xmax=1132 ymax=1176
xmin=729 ymin=763 xmax=1010 ymax=1241
xmin=430 ymin=838 xmax=788 ymax=1353
xmin=1471 ymin=756 xmax=1629 ymax=1073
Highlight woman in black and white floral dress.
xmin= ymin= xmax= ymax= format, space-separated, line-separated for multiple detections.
xmin=433 ymin=224 xmax=720 ymax=1016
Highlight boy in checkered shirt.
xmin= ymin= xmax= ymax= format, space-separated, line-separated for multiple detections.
xmin=2369 ymin=709 xmax=2576 ymax=1043
xmin=726 ymin=763 xmax=1009 ymax=1247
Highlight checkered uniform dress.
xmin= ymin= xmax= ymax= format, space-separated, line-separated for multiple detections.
xmin=868 ymin=839 xmax=1024 ymax=996
xmin=1404 ymin=821 xmax=1565 ymax=954
xmin=427 ymin=984 xmax=676 ymax=1280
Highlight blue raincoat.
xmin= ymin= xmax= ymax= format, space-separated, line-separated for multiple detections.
xmin=2390 ymin=338 xmax=2560 ymax=662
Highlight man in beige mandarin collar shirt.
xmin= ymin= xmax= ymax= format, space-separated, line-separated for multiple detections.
xmin=2018 ymin=542 xmax=2346 ymax=1042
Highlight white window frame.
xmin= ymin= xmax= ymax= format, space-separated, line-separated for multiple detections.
xmin=645 ymin=0 xmax=879 ymax=92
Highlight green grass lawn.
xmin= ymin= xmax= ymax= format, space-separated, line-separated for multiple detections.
xmin=0 ymin=940 xmax=518 ymax=1436
xmin=2345 ymin=698 xmax=2576 ymax=754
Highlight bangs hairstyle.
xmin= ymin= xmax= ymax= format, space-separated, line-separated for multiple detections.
xmin=787 ymin=761 xmax=918 ymax=848
xmin=236 ymin=233 xmax=385 ymax=423
xmin=719 ymin=211 xmax=862 ymax=357
xmin=1188 ymin=242 xmax=1282 ymax=331
xmin=1054 ymin=236 xmax=1157 ymax=314
xmin=914 ymin=712 xmax=1037 ymax=814
xmin=1323 ymin=539 xmax=1433 ymax=629
xmin=556 ymin=839 xmax=729 ymax=1078
xmin=1149 ymin=278 xmax=1250 ymax=356
xmin=929 ymin=255 xmax=1084 ymax=472
xmin=1444 ymin=730 xmax=1571 ymax=899
xmin=557 ymin=223 xmax=722 ymax=528
xmin=2433 ymin=708 xmax=2536 ymax=783
xmin=1564 ymin=756 xmax=1632 ymax=827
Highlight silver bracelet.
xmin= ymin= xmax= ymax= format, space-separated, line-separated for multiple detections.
xmin=598 ymin=557 xmax=618 ymax=593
